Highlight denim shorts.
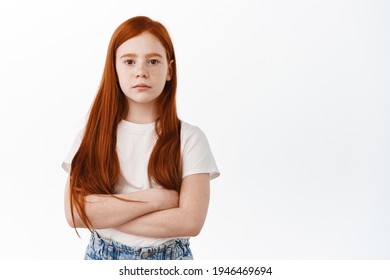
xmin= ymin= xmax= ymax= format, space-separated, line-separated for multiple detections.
xmin=84 ymin=230 xmax=193 ymax=260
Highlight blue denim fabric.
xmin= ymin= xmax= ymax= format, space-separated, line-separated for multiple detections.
xmin=84 ymin=231 xmax=193 ymax=260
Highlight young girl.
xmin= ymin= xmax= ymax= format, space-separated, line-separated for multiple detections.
xmin=62 ymin=16 xmax=220 ymax=260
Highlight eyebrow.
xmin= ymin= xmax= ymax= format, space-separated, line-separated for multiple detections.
xmin=119 ymin=53 xmax=163 ymax=59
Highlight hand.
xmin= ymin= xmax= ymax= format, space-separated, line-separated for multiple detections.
xmin=150 ymin=188 xmax=179 ymax=210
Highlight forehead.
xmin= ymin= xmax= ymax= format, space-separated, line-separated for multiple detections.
xmin=116 ymin=32 xmax=167 ymax=59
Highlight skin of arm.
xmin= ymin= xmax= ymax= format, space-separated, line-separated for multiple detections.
xmin=114 ymin=173 xmax=210 ymax=238
xmin=64 ymin=176 xmax=179 ymax=229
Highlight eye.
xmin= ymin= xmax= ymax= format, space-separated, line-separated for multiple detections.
xmin=124 ymin=59 xmax=135 ymax=65
xmin=148 ymin=59 xmax=159 ymax=65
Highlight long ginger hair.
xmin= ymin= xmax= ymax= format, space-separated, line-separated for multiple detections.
xmin=69 ymin=16 xmax=182 ymax=230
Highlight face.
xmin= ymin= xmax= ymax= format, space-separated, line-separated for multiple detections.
xmin=115 ymin=32 xmax=172 ymax=109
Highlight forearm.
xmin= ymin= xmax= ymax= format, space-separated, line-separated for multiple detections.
xmin=72 ymin=193 xmax=158 ymax=229
xmin=64 ymin=177 xmax=178 ymax=229
xmin=115 ymin=206 xmax=204 ymax=238
xmin=115 ymin=173 xmax=210 ymax=238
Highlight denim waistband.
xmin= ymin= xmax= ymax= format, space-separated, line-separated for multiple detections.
xmin=85 ymin=230 xmax=193 ymax=260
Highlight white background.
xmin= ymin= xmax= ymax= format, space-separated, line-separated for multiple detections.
xmin=0 ymin=0 xmax=389 ymax=260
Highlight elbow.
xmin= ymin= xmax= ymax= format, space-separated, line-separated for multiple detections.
xmin=179 ymin=210 xmax=207 ymax=236
xmin=66 ymin=215 xmax=87 ymax=229
xmin=64 ymin=203 xmax=76 ymax=228
xmin=67 ymin=221 xmax=77 ymax=229
xmin=189 ymin=228 xmax=202 ymax=237
xmin=65 ymin=212 xmax=78 ymax=228
xmin=185 ymin=221 xmax=204 ymax=237
xmin=64 ymin=199 xmax=88 ymax=228
xmin=65 ymin=209 xmax=86 ymax=229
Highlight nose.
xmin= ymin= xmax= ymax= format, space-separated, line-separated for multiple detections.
xmin=135 ymin=64 xmax=149 ymax=79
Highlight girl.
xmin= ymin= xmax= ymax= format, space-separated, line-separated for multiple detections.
xmin=62 ymin=16 xmax=220 ymax=260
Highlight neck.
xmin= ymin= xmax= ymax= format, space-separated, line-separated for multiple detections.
xmin=125 ymin=101 xmax=156 ymax=124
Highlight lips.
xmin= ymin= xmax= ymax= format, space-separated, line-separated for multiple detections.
xmin=133 ymin=83 xmax=151 ymax=88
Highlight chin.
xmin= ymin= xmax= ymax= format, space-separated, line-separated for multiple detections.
xmin=126 ymin=96 xmax=158 ymax=105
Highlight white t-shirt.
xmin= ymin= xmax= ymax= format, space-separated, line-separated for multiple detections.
xmin=62 ymin=120 xmax=220 ymax=246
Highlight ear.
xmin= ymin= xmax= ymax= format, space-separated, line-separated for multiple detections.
xmin=166 ymin=60 xmax=174 ymax=81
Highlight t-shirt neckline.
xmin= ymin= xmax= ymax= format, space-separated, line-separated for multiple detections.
xmin=120 ymin=119 xmax=155 ymax=134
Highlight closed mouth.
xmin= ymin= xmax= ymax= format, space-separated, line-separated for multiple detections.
xmin=133 ymin=83 xmax=151 ymax=88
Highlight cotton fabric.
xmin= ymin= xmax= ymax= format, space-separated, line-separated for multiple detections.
xmin=63 ymin=120 xmax=219 ymax=247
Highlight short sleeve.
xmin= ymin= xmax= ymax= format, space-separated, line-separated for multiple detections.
xmin=181 ymin=123 xmax=220 ymax=180
xmin=61 ymin=128 xmax=84 ymax=173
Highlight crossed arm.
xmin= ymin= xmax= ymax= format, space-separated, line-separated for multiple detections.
xmin=64 ymin=173 xmax=210 ymax=237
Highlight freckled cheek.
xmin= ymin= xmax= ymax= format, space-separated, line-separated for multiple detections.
xmin=116 ymin=67 xmax=166 ymax=80
xmin=147 ymin=68 xmax=165 ymax=76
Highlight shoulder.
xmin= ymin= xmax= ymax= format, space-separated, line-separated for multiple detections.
xmin=180 ymin=120 xmax=220 ymax=180
xmin=180 ymin=121 xmax=207 ymax=142
xmin=180 ymin=120 xmax=212 ymax=155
